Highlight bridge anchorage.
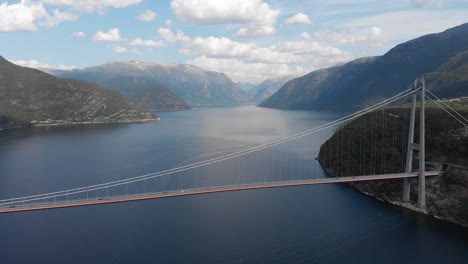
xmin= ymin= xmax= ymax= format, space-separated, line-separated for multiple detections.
xmin=3 ymin=78 xmax=462 ymax=214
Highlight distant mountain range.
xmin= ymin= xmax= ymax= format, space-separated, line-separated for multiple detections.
xmin=57 ymin=61 xmax=251 ymax=107
xmin=261 ymin=22 xmax=468 ymax=111
xmin=0 ymin=57 xmax=156 ymax=129
xmin=236 ymin=82 xmax=256 ymax=92
xmin=248 ymin=75 xmax=298 ymax=104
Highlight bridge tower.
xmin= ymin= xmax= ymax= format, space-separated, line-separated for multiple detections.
xmin=402 ymin=78 xmax=426 ymax=209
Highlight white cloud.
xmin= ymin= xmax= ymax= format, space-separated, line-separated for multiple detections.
xmin=0 ymin=0 xmax=47 ymax=32
xmin=72 ymin=31 xmax=85 ymax=37
xmin=138 ymin=10 xmax=156 ymax=21
xmin=113 ymin=46 xmax=127 ymax=53
xmin=158 ymin=27 xmax=191 ymax=43
xmin=180 ymin=35 xmax=352 ymax=82
xmin=182 ymin=36 xmax=351 ymax=65
xmin=158 ymin=28 xmax=176 ymax=43
xmin=42 ymin=9 xmax=78 ymax=27
xmin=301 ymin=32 xmax=311 ymax=40
xmin=93 ymin=28 xmax=122 ymax=42
xmin=41 ymin=0 xmax=142 ymax=13
xmin=129 ymin=38 xmax=165 ymax=47
xmin=340 ymin=10 xmax=468 ymax=45
xmin=181 ymin=36 xmax=256 ymax=58
xmin=315 ymin=26 xmax=384 ymax=47
xmin=11 ymin=59 xmax=75 ymax=70
xmin=165 ymin=19 xmax=173 ymax=27
xmin=285 ymin=12 xmax=312 ymax=25
xmin=171 ymin=0 xmax=279 ymax=38
xmin=188 ymin=56 xmax=300 ymax=83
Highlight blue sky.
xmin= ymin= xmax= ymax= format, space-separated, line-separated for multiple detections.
xmin=1 ymin=0 xmax=467 ymax=83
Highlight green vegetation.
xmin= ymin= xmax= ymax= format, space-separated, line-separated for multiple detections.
xmin=318 ymin=106 xmax=468 ymax=226
xmin=262 ymin=23 xmax=468 ymax=112
xmin=0 ymin=56 xmax=157 ymax=130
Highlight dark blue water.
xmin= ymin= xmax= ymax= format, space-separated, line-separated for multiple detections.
xmin=0 ymin=106 xmax=467 ymax=264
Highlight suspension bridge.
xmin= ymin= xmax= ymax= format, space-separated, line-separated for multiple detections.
xmin=1 ymin=78 xmax=466 ymax=214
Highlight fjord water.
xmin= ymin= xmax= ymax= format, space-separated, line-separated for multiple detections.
xmin=0 ymin=106 xmax=466 ymax=264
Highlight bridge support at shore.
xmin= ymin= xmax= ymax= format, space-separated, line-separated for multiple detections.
xmin=402 ymin=78 xmax=426 ymax=209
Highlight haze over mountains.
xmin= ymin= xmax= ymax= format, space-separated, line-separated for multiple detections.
xmin=57 ymin=61 xmax=251 ymax=107
xmin=248 ymin=76 xmax=298 ymax=104
xmin=2 ymin=22 xmax=467 ymax=131
xmin=0 ymin=56 xmax=156 ymax=129
xmin=261 ymin=22 xmax=468 ymax=111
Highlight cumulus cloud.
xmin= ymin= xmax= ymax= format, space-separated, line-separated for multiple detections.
xmin=0 ymin=0 xmax=47 ymax=32
xmin=93 ymin=28 xmax=122 ymax=42
xmin=301 ymin=32 xmax=311 ymax=40
xmin=113 ymin=46 xmax=127 ymax=53
xmin=138 ymin=10 xmax=156 ymax=21
xmin=179 ymin=35 xmax=352 ymax=82
xmin=72 ymin=31 xmax=85 ymax=37
xmin=181 ymin=36 xmax=351 ymax=65
xmin=165 ymin=19 xmax=173 ymax=27
xmin=41 ymin=0 xmax=142 ymax=13
xmin=171 ymin=0 xmax=279 ymax=37
xmin=129 ymin=38 xmax=165 ymax=47
xmin=181 ymin=37 xmax=256 ymax=58
xmin=188 ymin=56 xmax=300 ymax=83
xmin=315 ymin=26 xmax=384 ymax=47
xmin=285 ymin=13 xmax=312 ymax=25
xmin=11 ymin=59 xmax=75 ymax=70
xmin=158 ymin=27 xmax=191 ymax=43
xmin=41 ymin=9 xmax=78 ymax=27
xmin=340 ymin=10 xmax=468 ymax=46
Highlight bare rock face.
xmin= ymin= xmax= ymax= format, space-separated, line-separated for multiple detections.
xmin=426 ymin=167 xmax=468 ymax=226
xmin=0 ymin=56 xmax=157 ymax=129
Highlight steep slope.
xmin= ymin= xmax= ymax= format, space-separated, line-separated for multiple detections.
xmin=262 ymin=22 xmax=468 ymax=111
xmin=58 ymin=61 xmax=251 ymax=107
xmin=260 ymin=57 xmax=378 ymax=109
xmin=69 ymin=75 xmax=190 ymax=111
xmin=318 ymin=107 xmax=468 ymax=227
xmin=249 ymin=75 xmax=298 ymax=104
xmin=425 ymin=49 xmax=468 ymax=98
xmin=237 ymin=82 xmax=256 ymax=92
xmin=0 ymin=57 xmax=156 ymax=129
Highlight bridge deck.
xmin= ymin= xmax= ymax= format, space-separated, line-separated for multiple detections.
xmin=0 ymin=171 xmax=440 ymax=214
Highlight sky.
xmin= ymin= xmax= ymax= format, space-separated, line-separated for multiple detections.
xmin=1 ymin=0 xmax=467 ymax=83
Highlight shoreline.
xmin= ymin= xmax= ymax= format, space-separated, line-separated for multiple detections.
xmin=0 ymin=117 xmax=160 ymax=131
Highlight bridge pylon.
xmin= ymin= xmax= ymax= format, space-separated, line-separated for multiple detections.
xmin=402 ymin=78 xmax=426 ymax=210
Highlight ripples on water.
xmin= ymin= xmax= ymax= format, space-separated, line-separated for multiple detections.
xmin=0 ymin=106 xmax=467 ymax=264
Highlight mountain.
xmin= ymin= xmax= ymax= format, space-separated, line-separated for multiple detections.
xmin=261 ymin=22 xmax=468 ymax=111
xmin=0 ymin=57 xmax=157 ymax=129
xmin=98 ymin=77 xmax=190 ymax=111
xmin=237 ymin=82 xmax=256 ymax=92
xmin=260 ymin=57 xmax=378 ymax=109
xmin=57 ymin=61 xmax=251 ymax=107
xmin=425 ymin=49 xmax=468 ymax=98
xmin=249 ymin=75 xmax=298 ymax=104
